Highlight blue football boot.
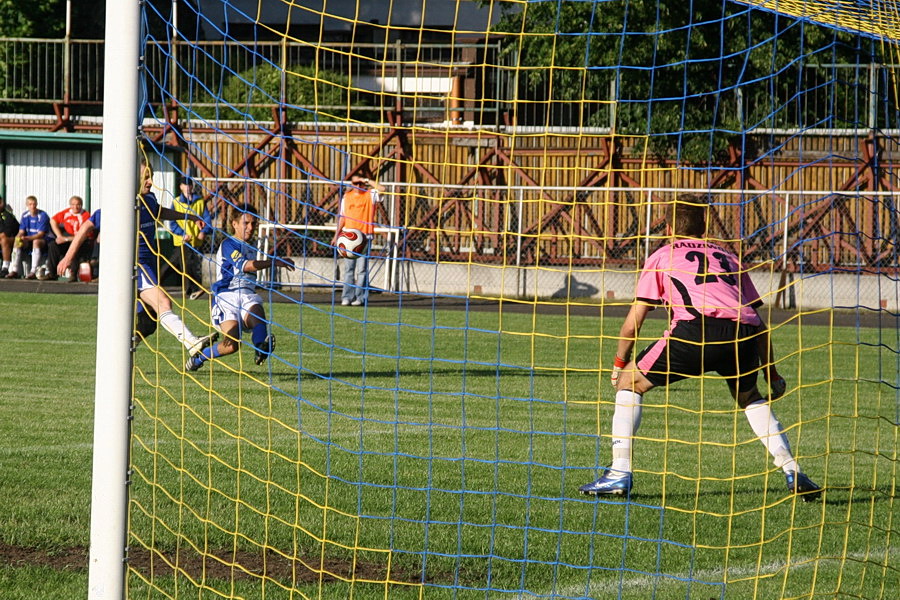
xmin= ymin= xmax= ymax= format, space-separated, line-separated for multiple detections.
xmin=785 ymin=471 xmax=822 ymax=502
xmin=579 ymin=467 xmax=633 ymax=496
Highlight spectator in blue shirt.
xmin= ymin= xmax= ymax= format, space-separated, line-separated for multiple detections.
xmin=6 ymin=196 xmax=52 ymax=279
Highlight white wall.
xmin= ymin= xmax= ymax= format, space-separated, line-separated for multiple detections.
xmin=5 ymin=148 xmax=94 ymax=217
xmin=246 ymin=257 xmax=900 ymax=313
xmin=3 ymin=148 xmax=177 ymax=218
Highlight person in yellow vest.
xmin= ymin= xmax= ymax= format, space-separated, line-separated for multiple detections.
xmin=330 ymin=171 xmax=385 ymax=306
xmin=160 ymin=176 xmax=211 ymax=300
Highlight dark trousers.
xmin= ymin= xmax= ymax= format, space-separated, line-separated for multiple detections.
xmin=47 ymin=239 xmax=93 ymax=280
xmin=159 ymin=244 xmax=203 ymax=294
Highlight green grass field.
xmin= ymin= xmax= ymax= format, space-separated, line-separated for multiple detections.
xmin=0 ymin=290 xmax=897 ymax=599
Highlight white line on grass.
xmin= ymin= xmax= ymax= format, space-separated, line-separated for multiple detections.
xmin=0 ymin=427 xmax=411 ymax=455
xmin=545 ymin=546 xmax=899 ymax=599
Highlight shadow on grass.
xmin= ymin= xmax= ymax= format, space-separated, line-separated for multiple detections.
xmin=266 ymin=365 xmax=564 ymax=382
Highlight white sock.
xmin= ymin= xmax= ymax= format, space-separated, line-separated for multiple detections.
xmin=610 ymin=389 xmax=643 ymax=473
xmin=744 ymin=400 xmax=799 ymax=473
xmin=159 ymin=310 xmax=199 ymax=349
xmin=2 ymin=261 xmax=8 ymax=269
xmin=9 ymin=247 xmax=20 ymax=273
xmin=30 ymin=250 xmax=41 ymax=274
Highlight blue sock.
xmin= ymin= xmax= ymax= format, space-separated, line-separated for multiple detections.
xmin=251 ymin=323 xmax=268 ymax=352
xmin=197 ymin=344 xmax=224 ymax=365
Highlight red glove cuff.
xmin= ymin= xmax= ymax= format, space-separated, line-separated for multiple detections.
xmin=613 ymin=356 xmax=627 ymax=369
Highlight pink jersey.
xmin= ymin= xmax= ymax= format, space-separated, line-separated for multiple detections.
xmin=636 ymin=238 xmax=762 ymax=327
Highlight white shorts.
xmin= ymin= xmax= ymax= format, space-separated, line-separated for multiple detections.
xmin=211 ymin=289 xmax=263 ymax=329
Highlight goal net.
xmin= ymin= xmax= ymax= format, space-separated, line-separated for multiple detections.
xmin=124 ymin=1 xmax=899 ymax=598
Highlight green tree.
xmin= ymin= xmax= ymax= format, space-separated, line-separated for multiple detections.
xmin=491 ymin=1 xmax=873 ymax=162
xmin=0 ymin=0 xmax=63 ymax=106
xmin=0 ymin=0 xmax=197 ymax=39
xmin=190 ymin=63 xmax=374 ymax=123
xmin=0 ymin=0 xmax=62 ymax=37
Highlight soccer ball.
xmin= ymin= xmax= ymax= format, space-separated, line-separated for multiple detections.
xmin=335 ymin=228 xmax=366 ymax=258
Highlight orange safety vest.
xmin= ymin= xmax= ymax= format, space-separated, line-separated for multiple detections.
xmin=339 ymin=189 xmax=378 ymax=235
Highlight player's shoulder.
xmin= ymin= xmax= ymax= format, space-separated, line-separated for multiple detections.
xmin=653 ymin=238 xmax=732 ymax=257
xmin=644 ymin=241 xmax=679 ymax=264
xmin=219 ymin=236 xmax=246 ymax=256
xmin=141 ymin=191 xmax=161 ymax=207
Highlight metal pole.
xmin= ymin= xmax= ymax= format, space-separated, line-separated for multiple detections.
xmin=610 ymin=78 xmax=618 ymax=131
xmin=0 ymin=148 xmax=6 ymax=200
xmin=516 ymin=187 xmax=523 ymax=296
xmin=869 ymin=63 xmax=878 ymax=131
xmin=84 ymin=149 xmax=93 ymax=212
xmin=644 ymin=189 xmax=652 ymax=262
xmin=64 ymin=0 xmax=72 ymax=104
xmin=87 ymin=0 xmax=141 ymax=598
xmin=781 ymin=192 xmax=790 ymax=271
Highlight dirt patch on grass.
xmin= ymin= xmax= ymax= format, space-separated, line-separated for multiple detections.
xmin=0 ymin=543 xmax=87 ymax=572
xmin=0 ymin=542 xmax=424 ymax=584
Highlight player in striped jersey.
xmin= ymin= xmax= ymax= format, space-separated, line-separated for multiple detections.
xmin=185 ymin=204 xmax=294 ymax=372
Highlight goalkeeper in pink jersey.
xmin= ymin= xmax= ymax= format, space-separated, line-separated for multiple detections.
xmin=580 ymin=196 xmax=821 ymax=501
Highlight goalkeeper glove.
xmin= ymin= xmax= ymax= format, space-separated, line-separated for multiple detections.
xmin=766 ymin=370 xmax=786 ymax=400
xmin=611 ymin=356 xmax=627 ymax=388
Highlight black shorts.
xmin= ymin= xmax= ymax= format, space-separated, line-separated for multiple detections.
xmin=0 ymin=214 xmax=18 ymax=237
xmin=635 ymin=318 xmax=761 ymax=393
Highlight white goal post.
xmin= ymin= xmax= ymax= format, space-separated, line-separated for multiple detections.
xmin=87 ymin=0 xmax=140 ymax=598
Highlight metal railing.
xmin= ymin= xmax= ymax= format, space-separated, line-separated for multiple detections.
xmin=2 ymin=36 xmax=898 ymax=131
xmin=1 ymin=38 xmax=505 ymax=123
xmin=199 ymin=178 xmax=900 ymax=273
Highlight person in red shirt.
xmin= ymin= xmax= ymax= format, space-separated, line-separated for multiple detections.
xmin=43 ymin=195 xmax=93 ymax=281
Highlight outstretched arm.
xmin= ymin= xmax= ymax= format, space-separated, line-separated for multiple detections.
xmin=158 ymin=206 xmax=202 ymax=225
xmin=56 ymin=220 xmax=95 ymax=276
xmin=242 ymin=255 xmax=295 ymax=273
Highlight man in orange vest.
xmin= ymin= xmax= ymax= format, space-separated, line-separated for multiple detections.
xmin=331 ymin=170 xmax=385 ymax=306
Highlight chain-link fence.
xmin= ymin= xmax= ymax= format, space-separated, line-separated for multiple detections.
xmin=200 ymin=178 xmax=900 ymax=273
